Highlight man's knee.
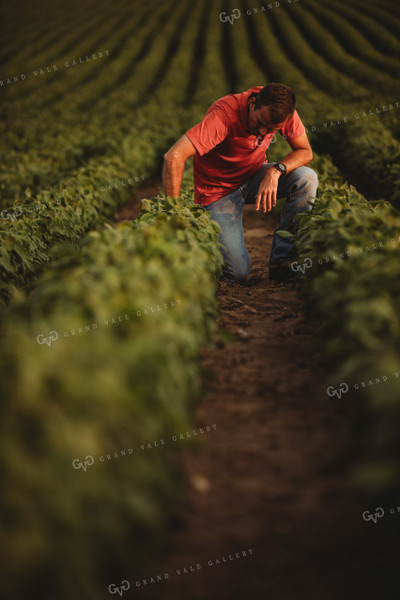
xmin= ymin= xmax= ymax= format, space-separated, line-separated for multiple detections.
xmin=223 ymin=261 xmax=250 ymax=283
xmin=297 ymin=166 xmax=318 ymax=195
xmin=288 ymin=166 xmax=318 ymax=207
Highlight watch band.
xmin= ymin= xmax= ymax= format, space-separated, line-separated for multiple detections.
xmin=273 ymin=162 xmax=287 ymax=176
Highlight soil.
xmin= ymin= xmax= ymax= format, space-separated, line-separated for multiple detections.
xmin=116 ymin=182 xmax=400 ymax=600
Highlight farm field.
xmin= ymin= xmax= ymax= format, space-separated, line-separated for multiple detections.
xmin=1 ymin=0 xmax=400 ymax=598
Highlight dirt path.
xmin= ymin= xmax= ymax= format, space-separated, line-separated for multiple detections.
xmin=116 ymin=187 xmax=400 ymax=600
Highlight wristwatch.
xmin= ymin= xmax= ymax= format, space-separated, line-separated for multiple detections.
xmin=273 ymin=162 xmax=287 ymax=176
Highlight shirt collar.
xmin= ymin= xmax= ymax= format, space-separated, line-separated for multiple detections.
xmin=239 ymin=86 xmax=263 ymax=136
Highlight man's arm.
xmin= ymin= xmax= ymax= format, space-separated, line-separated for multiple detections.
xmin=255 ymin=132 xmax=313 ymax=213
xmin=162 ymin=134 xmax=197 ymax=199
xmin=280 ymin=131 xmax=313 ymax=172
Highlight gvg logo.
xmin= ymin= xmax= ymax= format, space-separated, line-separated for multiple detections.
xmin=1 ymin=205 xmax=23 ymax=221
xmin=362 ymin=507 xmax=385 ymax=524
xmin=36 ymin=331 xmax=59 ymax=346
xmin=108 ymin=580 xmax=130 ymax=596
xmin=291 ymin=257 xmax=313 ymax=274
xmin=219 ymin=8 xmax=241 ymax=24
xmin=327 ymin=382 xmax=349 ymax=399
xmin=72 ymin=455 xmax=95 ymax=472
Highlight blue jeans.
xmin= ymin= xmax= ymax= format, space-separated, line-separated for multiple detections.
xmin=203 ymin=163 xmax=318 ymax=282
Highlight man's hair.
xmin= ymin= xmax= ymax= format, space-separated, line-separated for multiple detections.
xmin=254 ymin=83 xmax=296 ymax=123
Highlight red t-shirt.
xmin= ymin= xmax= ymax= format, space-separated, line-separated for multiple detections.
xmin=185 ymin=86 xmax=305 ymax=206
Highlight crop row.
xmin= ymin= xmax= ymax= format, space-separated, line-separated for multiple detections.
xmin=267 ymin=1 xmax=370 ymax=102
xmin=0 ymin=0 xmax=207 ymax=201
xmin=0 ymin=0 xmax=101 ymax=67
xmin=0 ymin=0 xmax=144 ymax=89
xmin=313 ymin=116 xmax=400 ymax=210
xmin=0 ymin=0 xmax=210 ymax=305
xmin=0 ymin=183 xmax=223 ymax=600
xmin=288 ymin=0 xmax=400 ymax=96
xmin=2 ymin=0 xmax=397 ymax=201
xmin=0 ymin=150 xmax=152 ymax=307
xmin=1 ymin=0 xmax=399 ymax=307
xmin=291 ymin=154 xmax=400 ymax=497
xmin=304 ymin=0 xmax=400 ymax=79
xmin=327 ymin=0 xmax=400 ymax=56
xmin=0 ymin=1 xmax=169 ymax=197
xmin=347 ymin=0 xmax=400 ymax=32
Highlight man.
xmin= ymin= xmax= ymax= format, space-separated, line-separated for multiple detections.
xmin=162 ymin=83 xmax=318 ymax=283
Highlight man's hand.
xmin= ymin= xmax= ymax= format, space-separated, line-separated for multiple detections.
xmin=163 ymin=135 xmax=197 ymax=199
xmin=254 ymin=131 xmax=313 ymax=213
xmin=255 ymin=167 xmax=281 ymax=213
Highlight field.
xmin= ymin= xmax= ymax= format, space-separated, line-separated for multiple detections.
xmin=1 ymin=0 xmax=400 ymax=598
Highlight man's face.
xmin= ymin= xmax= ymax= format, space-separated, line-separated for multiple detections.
xmin=247 ymin=100 xmax=289 ymax=137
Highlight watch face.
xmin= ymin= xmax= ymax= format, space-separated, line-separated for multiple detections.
xmin=278 ymin=162 xmax=287 ymax=174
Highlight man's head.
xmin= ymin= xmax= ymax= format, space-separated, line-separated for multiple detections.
xmin=247 ymin=83 xmax=296 ymax=136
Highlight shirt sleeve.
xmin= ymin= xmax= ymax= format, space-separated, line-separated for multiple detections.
xmin=185 ymin=107 xmax=230 ymax=156
xmin=279 ymin=110 xmax=305 ymax=142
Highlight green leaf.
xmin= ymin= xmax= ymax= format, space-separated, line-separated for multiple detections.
xmin=276 ymin=230 xmax=294 ymax=238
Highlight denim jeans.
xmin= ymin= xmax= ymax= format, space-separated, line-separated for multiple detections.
xmin=203 ymin=163 xmax=318 ymax=282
